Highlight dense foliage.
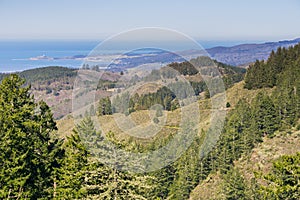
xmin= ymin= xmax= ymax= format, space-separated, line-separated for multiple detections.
xmin=245 ymin=44 xmax=300 ymax=89
xmin=245 ymin=43 xmax=300 ymax=128
xmin=0 ymin=75 xmax=63 ymax=198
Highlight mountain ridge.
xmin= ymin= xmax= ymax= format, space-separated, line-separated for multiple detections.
xmin=206 ymin=37 xmax=300 ymax=66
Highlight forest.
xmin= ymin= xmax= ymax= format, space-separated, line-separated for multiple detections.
xmin=0 ymin=45 xmax=300 ymax=199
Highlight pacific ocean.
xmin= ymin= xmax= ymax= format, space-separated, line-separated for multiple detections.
xmin=0 ymin=40 xmax=255 ymax=73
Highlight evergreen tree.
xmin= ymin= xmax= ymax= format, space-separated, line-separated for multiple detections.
xmin=252 ymin=92 xmax=279 ymax=137
xmin=169 ymin=137 xmax=201 ymax=199
xmin=0 ymin=74 xmax=63 ymax=199
xmin=222 ymin=168 xmax=246 ymax=200
xmin=54 ymin=131 xmax=88 ymax=199
xmin=259 ymin=153 xmax=300 ymax=199
xmin=98 ymin=97 xmax=112 ymax=116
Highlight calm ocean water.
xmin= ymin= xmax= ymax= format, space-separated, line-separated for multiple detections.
xmin=0 ymin=40 xmax=253 ymax=73
xmin=0 ymin=41 xmax=98 ymax=72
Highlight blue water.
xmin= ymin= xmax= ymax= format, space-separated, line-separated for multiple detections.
xmin=0 ymin=41 xmax=99 ymax=72
xmin=0 ymin=40 xmax=257 ymax=73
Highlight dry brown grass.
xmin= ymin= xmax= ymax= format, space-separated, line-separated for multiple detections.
xmin=237 ymin=129 xmax=300 ymax=183
xmin=189 ymin=172 xmax=224 ymax=200
xmin=56 ymin=116 xmax=75 ymax=138
xmin=224 ymin=81 xmax=274 ymax=107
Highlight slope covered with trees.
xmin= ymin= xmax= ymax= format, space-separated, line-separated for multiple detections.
xmin=190 ymin=43 xmax=300 ymax=199
xmin=0 ymin=66 xmax=77 ymax=91
xmin=1 ymin=42 xmax=300 ymax=199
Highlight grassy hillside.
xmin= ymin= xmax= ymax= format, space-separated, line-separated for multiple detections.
xmin=190 ymin=129 xmax=300 ymax=200
xmin=2 ymin=46 xmax=300 ymax=199
xmin=0 ymin=56 xmax=244 ymax=120
xmin=189 ymin=43 xmax=300 ymax=200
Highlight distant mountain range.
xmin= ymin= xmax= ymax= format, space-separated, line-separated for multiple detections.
xmin=107 ymin=37 xmax=300 ymax=69
xmin=206 ymin=38 xmax=300 ymax=66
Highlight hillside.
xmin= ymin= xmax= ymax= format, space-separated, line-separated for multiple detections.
xmin=190 ymin=129 xmax=300 ymax=200
xmin=189 ymin=43 xmax=300 ymax=199
xmin=0 ymin=66 xmax=77 ymax=89
xmin=0 ymin=57 xmax=244 ymax=119
xmin=1 ymin=43 xmax=300 ymax=199
xmin=206 ymin=38 xmax=300 ymax=66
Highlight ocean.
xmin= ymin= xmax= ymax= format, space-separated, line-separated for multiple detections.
xmin=0 ymin=40 xmax=255 ymax=73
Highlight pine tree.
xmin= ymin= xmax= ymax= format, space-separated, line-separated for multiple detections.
xmin=252 ymin=92 xmax=279 ymax=137
xmin=54 ymin=130 xmax=88 ymax=199
xmin=98 ymin=97 xmax=112 ymax=116
xmin=169 ymin=137 xmax=201 ymax=199
xmin=0 ymin=74 xmax=63 ymax=199
xmin=222 ymin=168 xmax=246 ymax=200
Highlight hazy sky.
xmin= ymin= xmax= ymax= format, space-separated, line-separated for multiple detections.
xmin=0 ymin=0 xmax=299 ymax=41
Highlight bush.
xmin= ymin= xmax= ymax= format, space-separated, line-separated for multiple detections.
xmin=153 ymin=117 xmax=159 ymax=124
xmin=226 ymin=102 xmax=231 ymax=108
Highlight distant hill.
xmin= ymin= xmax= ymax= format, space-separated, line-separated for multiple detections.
xmin=0 ymin=66 xmax=77 ymax=88
xmin=90 ymin=37 xmax=300 ymax=71
xmin=206 ymin=38 xmax=300 ymax=66
xmin=0 ymin=56 xmax=244 ymax=119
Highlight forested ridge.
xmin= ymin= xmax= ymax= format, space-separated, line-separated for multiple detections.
xmin=0 ymin=66 xmax=77 ymax=92
xmin=0 ymin=44 xmax=300 ymax=199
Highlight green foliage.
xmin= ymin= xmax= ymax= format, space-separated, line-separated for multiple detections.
xmin=98 ymin=97 xmax=113 ymax=116
xmin=97 ymin=79 xmax=117 ymax=90
xmin=54 ymin=131 xmax=88 ymax=199
xmin=112 ymin=92 xmax=131 ymax=114
xmin=127 ymin=86 xmax=176 ymax=112
xmin=0 ymin=74 xmax=63 ymax=199
xmin=86 ymin=165 xmax=154 ymax=200
xmin=226 ymin=102 xmax=231 ymax=108
xmin=168 ymin=61 xmax=198 ymax=76
xmin=1 ymin=43 xmax=300 ymax=199
xmin=244 ymin=43 xmax=300 ymax=90
xmin=1 ymin=66 xmax=77 ymax=92
xmin=155 ymin=107 xmax=163 ymax=117
xmin=245 ymin=60 xmax=269 ymax=89
xmin=169 ymin=137 xmax=202 ymax=199
xmin=24 ymin=66 xmax=76 ymax=91
xmin=252 ymin=92 xmax=279 ymax=137
xmin=67 ymin=117 xmax=157 ymax=199
xmin=153 ymin=117 xmax=159 ymax=124
xmin=296 ymin=124 xmax=300 ymax=131
xmin=209 ymin=99 xmax=257 ymax=173
xmin=169 ymin=56 xmax=245 ymax=91
xmin=222 ymin=168 xmax=246 ymax=200
xmin=110 ymin=56 xmax=244 ymax=115
xmin=245 ymin=43 xmax=300 ymax=129
xmin=19 ymin=66 xmax=77 ymax=83
xmin=259 ymin=153 xmax=300 ymax=199
xmin=148 ymin=166 xmax=176 ymax=199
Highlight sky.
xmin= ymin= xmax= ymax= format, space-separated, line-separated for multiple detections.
xmin=0 ymin=0 xmax=300 ymax=41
